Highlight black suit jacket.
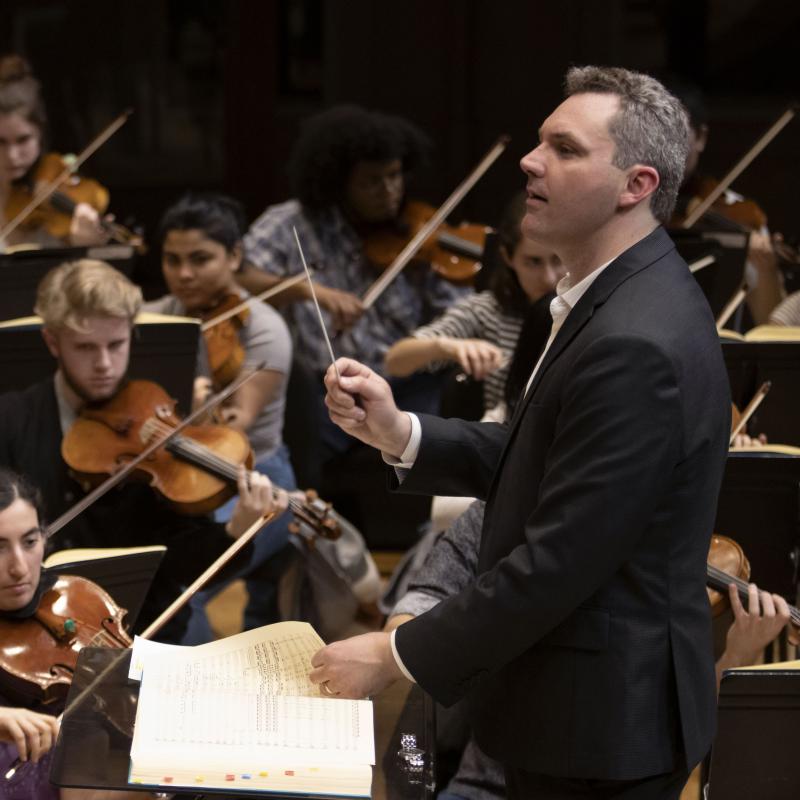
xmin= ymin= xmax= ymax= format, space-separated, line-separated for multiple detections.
xmin=0 ymin=378 xmax=250 ymax=638
xmin=395 ymin=226 xmax=730 ymax=780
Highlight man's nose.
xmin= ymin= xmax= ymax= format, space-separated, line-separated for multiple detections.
xmin=95 ymin=348 xmax=112 ymax=370
xmin=520 ymin=145 xmax=545 ymax=176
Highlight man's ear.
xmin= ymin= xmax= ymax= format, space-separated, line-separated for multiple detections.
xmin=619 ymin=165 xmax=660 ymax=211
xmin=41 ymin=327 xmax=60 ymax=360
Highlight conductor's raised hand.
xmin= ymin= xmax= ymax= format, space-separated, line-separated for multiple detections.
xmin=324 ymin=358 xmax=411 ymax=459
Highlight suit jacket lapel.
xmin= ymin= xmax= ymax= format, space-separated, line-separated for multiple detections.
xmin=487 ymin=226 xmax=678 ymax=494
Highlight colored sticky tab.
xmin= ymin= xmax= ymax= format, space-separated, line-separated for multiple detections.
xmin=163 ymin=777 xmax=173 ymax=784
xmin=259 ymin=771 xmax=269 ymax=777
xmin=194 ymin=776 xmax=204 ymax=783
xmin=241 ymin=774 xmax=252 ymax=779
xmin=285 ymin=770 xmax=295 ymax=776
xmin=225 ymin=774 xmax=235 ymax=781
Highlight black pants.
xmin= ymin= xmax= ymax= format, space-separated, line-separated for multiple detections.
xmin=504 ymin=762 xmax=690 ymax=800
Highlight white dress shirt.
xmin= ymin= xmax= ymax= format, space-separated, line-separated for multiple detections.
xmin=385 ymin=257 xmax=618 ymax=681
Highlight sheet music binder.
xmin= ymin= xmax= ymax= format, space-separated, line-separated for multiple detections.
xmin=50 ymin=648 xmax=434 ymax=798
xmin=0 ymin=313 xmax=200 ymax=414
xmin=722 ymin=340 xmax=800 ymax=445
xmin=671 ymin=229 xmax=749 ymax=319
xmin=708 ymin=669 xmax=800 ymax=799
xmin=0 ymin=244 xmax=135 ymax=322
xmin=44 ymin=546 xmax=165 ymax=630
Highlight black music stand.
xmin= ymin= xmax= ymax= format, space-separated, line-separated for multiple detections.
xmin=672 ymin=229 xmax=749 ymax=320
xmin=0 ymin=244 xmax=135 ymax=321
xmin=716 ymin=453 xmax=800 ymax=602
xmin=0 ymin=315 xmax=200 ymax=414
xmin=44 ymin=547 xmax=165 ymax=630
xmin=708 ymin=668 xmax=800 ymax=799
xmin=50 ymin=648 xmax=435 ymax=799
xmin=722 ymin=340 xmax=800 ymax=445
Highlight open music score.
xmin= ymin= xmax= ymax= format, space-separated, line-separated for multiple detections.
xmin=128 ymin=621 xmax=374 ymax=796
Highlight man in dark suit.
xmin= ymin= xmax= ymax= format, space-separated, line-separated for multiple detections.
xmin=310 ymin=66 xmax=730 ymax=798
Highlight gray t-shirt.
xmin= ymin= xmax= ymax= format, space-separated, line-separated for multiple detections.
xmin=144 ymin=290 xmax=292 ymax=461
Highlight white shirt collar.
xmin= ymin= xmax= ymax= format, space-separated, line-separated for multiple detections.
xmin=555 ymin=254 xmax=618 ymax=315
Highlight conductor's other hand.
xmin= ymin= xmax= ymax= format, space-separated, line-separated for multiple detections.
xmin=324 ymin=358 xmax=411 ymax=459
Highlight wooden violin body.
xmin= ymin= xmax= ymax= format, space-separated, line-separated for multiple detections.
xmin=5 ymin=153 xmax=109 ymax=242
xmin=706 ymin=534 xmax=750 ymax=616
xmin=61 ymin=379 xmax=253 ymax=515
xmin=363 ymin=200 xmax=491 ymax=285
xmin=201 ymin=293 xmax=250 ymax=390
xmin=0 ymin=575 xmax=131 ymax=706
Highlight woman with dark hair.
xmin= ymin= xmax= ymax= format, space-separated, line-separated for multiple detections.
xmin=385 ymin=191 xmax=564 ymax=418
xmin=0 ymin=55 xmax=107 ymax=249
xmin=0 ymin=468 xmax=143 ymax=799
xmin=145 ymin=192 xmax=295 ymax=640
xmin=235 ymin=105 xmax=467 ymax=468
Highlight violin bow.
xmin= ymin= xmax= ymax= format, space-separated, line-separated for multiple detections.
xmin=682 ymin=106 xmax=796 ymax=230
xmin=201 ymin=271 xmax=311 ymax=332
xmin=361 ymin=135 xmax=510 ymax=309
xmin=0 ymin=109 xmax=132 ymax=244
xmin=715 ymin=284 xmax=748 ymax=332
xmin=46 ymin=364 xmax=262 ymax=540
xmin=729 ymin=381 xmax=771 ymax=446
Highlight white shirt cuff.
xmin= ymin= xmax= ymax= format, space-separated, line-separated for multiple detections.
xmin=381 ymin=412 xmax=421 ymax=468
xmin=390 ymin=628 xmax=416 ymax=683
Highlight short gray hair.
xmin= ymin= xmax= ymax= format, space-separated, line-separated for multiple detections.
xmin=565 ymin=66 xmax=689 ymax=224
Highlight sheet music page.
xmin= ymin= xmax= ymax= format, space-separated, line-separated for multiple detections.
xmin=131 ymin=621 xmax=324 ymax=694
xmin=132 ymin=655 xmax=374 ymax=768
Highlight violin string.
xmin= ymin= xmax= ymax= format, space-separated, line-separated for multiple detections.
xmin=706 ymin=564 xmax=800 ymax=625
xmin=144 ymin=419 xmax=306 ymax=515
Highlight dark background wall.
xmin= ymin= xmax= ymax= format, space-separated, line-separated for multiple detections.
xmin=3 ymin=0 xmax=798 ymax=291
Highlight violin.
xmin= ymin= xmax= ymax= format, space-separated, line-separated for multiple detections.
xmin=0 ymin=574 xmax=131 ymax=706
xmin=677 ymin=175 xmax=767 ymax=232
xmin=706 ymin=534 xmax=751 ymax=617
xmin=61 ymin=379 xmax=254 ymax=516
xmin=60 ymin=378 xmax=341 ymax=537
xmin=200 ymin=293 xmax=251 ymax=391
xmin=362 ymin=136 xmax=509 ymax=309
xmin=3 ymin=152 xmax=144 ymax=249
xmin=706 ymin=534 xmax=800 ymax=644
xmin=363 ymin=200 xmax=492 ymax=285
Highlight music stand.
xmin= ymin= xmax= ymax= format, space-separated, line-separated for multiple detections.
xmin=716 ymin=453 xmax=800 ymax=602
xmin=0 ymin=244 xmax=135 ymax=321
xmin=44 ymin=546 xmax=166 ymax=630
xmin=50 ymin=647 xmax=435 ymax=798
xmin=722 ymin=340 xmax=800 ymax=445
xmin=0 ymin=313 xmax=200 ymax=414
xmin=671 ymin=229 xmax=749 ymax=320
xmin=708 ymin=668 xmax=800 ymax=799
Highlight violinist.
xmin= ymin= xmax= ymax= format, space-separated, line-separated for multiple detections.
xmin=145 ymin=192 xmax=295 ymax=638
xmin=0 ymin=468 xmax=143 ymax=800
xmin=0 ymin=259 xmax=284 ymax=643
xmin=384 ymin=191 xmax=564 ymax=415
xmin=0 ymin=55 xmax=107 ymax=250
xmin=671 ymin=82 xmax=785 ymax=324
xmin=235 ymin=105 xmax=469 ymax=465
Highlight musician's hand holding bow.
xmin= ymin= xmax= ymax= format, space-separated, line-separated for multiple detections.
xmin=324 ymin=358 xmax=411 ymax=459
xmin=0 ymin=707 xmax=59 ymax=763
xmin=225 ymin=468 xmax=288 ymax=538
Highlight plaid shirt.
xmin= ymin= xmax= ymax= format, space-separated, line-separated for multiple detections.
xmin=243 ymin=199 xmax=469 ymax=374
